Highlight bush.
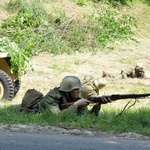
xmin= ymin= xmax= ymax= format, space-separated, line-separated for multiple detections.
xmin=0 ymin=37 xmax=32 ymax=76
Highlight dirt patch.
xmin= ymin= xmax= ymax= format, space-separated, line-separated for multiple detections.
xmin=0 ymin=123 xmax=150 ymax=140
xmin=0 ymin=0 xmax=10 ymax=25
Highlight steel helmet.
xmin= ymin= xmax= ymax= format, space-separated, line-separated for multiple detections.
xmin=93 ymin=78 xmax=106 ymax=89
xmin=135 ymin=63 xmax=143 ymax=69
xmin=59 ymin=76 xmax=81 ymax=92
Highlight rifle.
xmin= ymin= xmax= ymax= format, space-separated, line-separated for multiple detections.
xmin=61 ymin=93 xmax=150 ymax=110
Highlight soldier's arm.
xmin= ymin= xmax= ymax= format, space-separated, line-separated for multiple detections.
xmin=81 ymin=84 xmax=98 ymax=98
xmin=39 ymin=91 xmax=61 ymax=114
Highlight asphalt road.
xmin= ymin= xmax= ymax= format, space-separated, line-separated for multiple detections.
xmin=0 ymin=130 xmax=150 ymax=150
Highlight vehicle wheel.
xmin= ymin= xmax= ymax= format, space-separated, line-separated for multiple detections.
xmin=0 ymin=69 xmax=14 ymax=100
xmin=13 ymin=78 xmax=21 ymax=96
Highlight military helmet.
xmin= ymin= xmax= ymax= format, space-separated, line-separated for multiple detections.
xmin=93 ymin=78 xmax=106 ymax=89
xmin=135 ymin=63 xmax=143 ymax=69
xmin=59 ymin=76 xmax=81 ymax=92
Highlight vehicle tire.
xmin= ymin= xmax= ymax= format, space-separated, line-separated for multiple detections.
xmin=0 ymin=69 xmax=14 ymax=100
xmin=13 ymin=78 xmax=21 ymax=96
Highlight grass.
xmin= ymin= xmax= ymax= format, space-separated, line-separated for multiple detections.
xmin=0 ymin=81 xmax=150 ymax=136
xmin=50 ymin=63 xmax=70 ymax=72
xmin=0 ymin=103 xmax=149 ymax=135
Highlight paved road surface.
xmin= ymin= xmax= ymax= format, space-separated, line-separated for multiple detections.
xmin=0 ymin=130 xmax=150 ymax=150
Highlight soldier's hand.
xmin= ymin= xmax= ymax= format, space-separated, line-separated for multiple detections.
xmin=102 ymin=70 xmax=107 ymax=77
xmin=74 ymin=99 xmax=91 ymax=108
xmin=101 ymin=97 xmax=111 ymax=104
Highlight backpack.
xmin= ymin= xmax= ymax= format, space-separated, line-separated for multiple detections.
xmin=20 ymin=89 xmax=44 ymax=113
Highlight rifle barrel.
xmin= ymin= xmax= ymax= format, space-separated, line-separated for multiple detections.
xmin=89 ymin=93 xmax=150 ymax=103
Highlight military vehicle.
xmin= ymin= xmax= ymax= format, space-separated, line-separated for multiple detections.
xmin=0 ymin=52 xmax=21 ymax=100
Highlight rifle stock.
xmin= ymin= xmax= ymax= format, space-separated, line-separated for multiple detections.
xmin=61 ymin=93 xmax=150 ymax=110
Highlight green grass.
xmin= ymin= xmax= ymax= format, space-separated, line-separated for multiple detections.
xmin=0 ymin=104 xmax=149 ymax=135
xmin=50 ymin=63 xmax=71 ymax=72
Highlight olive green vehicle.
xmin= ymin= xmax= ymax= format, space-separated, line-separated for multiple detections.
xmin=0 ymin=52 xmax=21 ymax=100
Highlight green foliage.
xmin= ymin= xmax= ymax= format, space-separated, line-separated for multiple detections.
xmin=2 ymin=13 xmax=41 ymax=29
xmin=0 ymin=37 xmax=32 ymax=76
xmin=142 ymin=0 xmax=150 ymax=5
xmin=91 ymin=0 xmax=150 ymax=5
xmin=1 ymin=1 xmax=69 ymax=55
xmin=91 ymin=0 xmax=131 ymax=5
xmin=0 ymin=0 xmax=138 ymax=56
xmin=86 ymin=8 xmax=138 ymax=47
xmin=0 ymin=105 xmax=150 ymax=135
xmin=59 ymin=22 xmax=87 ymax=51
xmin=77 ymin=0 xmax=87 ymax=6
xmin=1 ymin=12 xmax=45 ymax=56
xmin=7 ymin=0 xmax=48 ymax=17
xmin=51 ymin=7 xmax=138 ymax=51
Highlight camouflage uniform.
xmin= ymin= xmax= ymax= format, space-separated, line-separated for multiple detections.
xmin=39 ymin=87 xmax=86 ymax=115
xmin=39 ymin=76 xmax=88 ymax=115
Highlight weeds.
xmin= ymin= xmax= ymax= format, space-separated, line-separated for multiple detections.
xmin=1 ymin=0 xmax=138 ymax=57
xmin=77 ymin=0 xmax=87 ymax=6
xmin=91 ymin=0 xmax=150 ymax=5
xmin=50 ymin=63 xmax=70 ymax=72
xmin=86 ymin=8 xmax=138 ymax=47
xmin=0 ymin=37 xmax=32 ymax=76
xmin=0 ymin=105 xmax=149 ymax=135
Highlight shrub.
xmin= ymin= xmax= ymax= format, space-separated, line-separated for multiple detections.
xmin=0 ymin=37 xmax=32 ymax=76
